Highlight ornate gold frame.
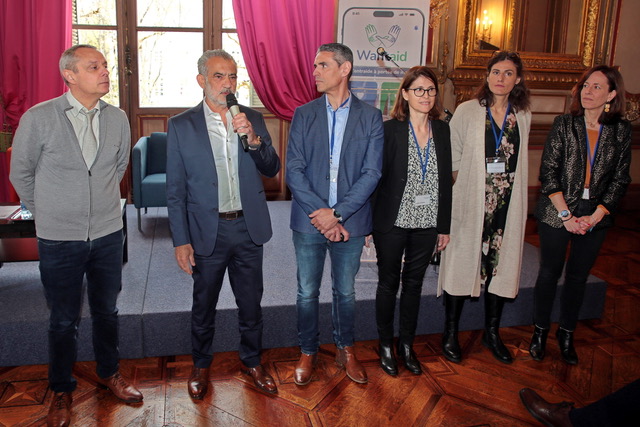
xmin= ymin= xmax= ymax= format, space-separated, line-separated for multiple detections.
xmin=450 ymin=0 xmax=616 ymax=104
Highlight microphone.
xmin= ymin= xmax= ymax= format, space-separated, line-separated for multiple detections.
xmin=225 ymin=93 xmax=249 ymax=152
xmin=376 ymin=46 xmax=406 ymax=77
xmin=376 ymin=46 xmax=391 ymax=60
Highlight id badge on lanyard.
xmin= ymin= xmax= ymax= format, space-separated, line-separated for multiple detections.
xmin=487 ymin=104 xmax=510 ymax=174
xmin=486 ymin=156 xmax=506 ymax=173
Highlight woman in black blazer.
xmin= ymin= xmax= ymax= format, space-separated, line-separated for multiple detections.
xmin=530 ymin=65 xmax=631 ymax=365
xmin=371 ymin=66 xmax=452 ymax=376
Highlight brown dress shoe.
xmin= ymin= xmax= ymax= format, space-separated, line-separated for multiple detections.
xmin=47 ymin=392 xmax=71 ymax=427
xmin=294 ymin=353 xmax=317 ymax=386
xmin=336 ymin=346 xmax=368 ymax=384
xmin=187 ymin=367 xmax=210 ymax=399
xmin=519 ymin=388 xmax=573 ymax=427
xmin=97 ymin=371 xmax=143 ymax=403
xmin=242 ymin=365 xmax=278 ymax=394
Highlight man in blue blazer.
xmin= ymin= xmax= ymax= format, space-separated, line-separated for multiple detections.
xmin=166 ymin=50 xmax=280 ymax=398
xmin=286 ymin=43 xmax=383 ymax=385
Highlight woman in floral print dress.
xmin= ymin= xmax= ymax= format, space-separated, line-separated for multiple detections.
xmin=437 ymin=51 xmax=531 ymax=364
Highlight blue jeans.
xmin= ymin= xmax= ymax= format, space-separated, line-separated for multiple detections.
xmin=38 ymin=230 xmax=123 ymax=393
xmin=292 ymin=230 xmax=365 ymax=354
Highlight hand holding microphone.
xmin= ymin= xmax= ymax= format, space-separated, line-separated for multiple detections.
xmin=226 ymin=93 xmax=251 ymax=152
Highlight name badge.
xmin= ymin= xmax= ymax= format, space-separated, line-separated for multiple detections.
xmin=486 ymin=157 xmax=506 ymax=173
xmin=582 ymin=188 xmax=590 ymax=199
xmin=415 ymin=194 xmax=431 ymax=206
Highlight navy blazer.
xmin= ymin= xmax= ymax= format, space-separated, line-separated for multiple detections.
xmin=166 ymin=102 xmax=280 ymax=256
xmin=372 ymin=118 xmax=452 ymax=234
xmin=286 ymin=95 xmax=384 ymax=237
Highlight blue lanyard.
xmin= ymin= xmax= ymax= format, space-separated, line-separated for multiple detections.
xmin=409 ymin=120 xmax=431 ymax=184
xmin=330 ymin=96 xmax=350 ymax=164
xmin=487 ymin=103 xmax=511 ymax=156
xmin=585 ymin=123 xmax=602 ymax=175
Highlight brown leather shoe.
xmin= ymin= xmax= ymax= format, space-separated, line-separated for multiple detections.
xmin=47 ymin=392 xmax=72 ymax=427
xmin=519 ymin=388 xmax=573 ymax=427
xmin=336 ymin=346 xmax=368 ymax=384
xmin=242 ymin=365 xmax=278 ymax=394
xmin=187 ymin=367 xmax=210 ymax=400
xmin=97 ymin=371 xmax=143 ymax=403
xmin=294 ymin=353 xmax=317 ymax=386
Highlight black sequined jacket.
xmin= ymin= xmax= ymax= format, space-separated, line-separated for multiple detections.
xmin=536 ymin=114 xmax=632 ymax=229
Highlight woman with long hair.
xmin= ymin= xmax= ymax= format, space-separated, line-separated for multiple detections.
xmin=529 ymin=65 xmax=631 ymax=365
xmin=438 ymin=51 xmax=531 ymax=364
xmin=371 ymin=66 xmax=452 ymax=375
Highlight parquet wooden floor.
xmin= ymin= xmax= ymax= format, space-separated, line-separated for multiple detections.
xmin=1 ymin=212 xmax=638 ymax=426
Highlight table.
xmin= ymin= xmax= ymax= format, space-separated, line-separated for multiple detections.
xmin=0 ymin=200 xmax=128 ymax=264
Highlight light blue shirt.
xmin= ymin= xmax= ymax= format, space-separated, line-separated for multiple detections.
xmin=325 ymin=93 xmax=351 ymax=207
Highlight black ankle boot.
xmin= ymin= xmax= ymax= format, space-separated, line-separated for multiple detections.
xmin=442 ymin=292 xmax=465 ymax=363
xmin=482 ymin=293 xmax=513 ymax=364
xmin=378 ymin=341 xmax=398 ymax=376
xmin=529 ymin=325 xmax=549 ymax=361
xmin=397 ymin=341 xmax=422 ymax=375
xmin=556 ymin=328 xmax=578 ymax=365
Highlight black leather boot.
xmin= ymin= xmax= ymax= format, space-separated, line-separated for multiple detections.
xmin=556 ymin=328 xmax=578 ymax=365
xmin=378 ymin=340 xmax=398 ymax=376
xmin=442 ymin=292 xmax=465 ymax=363
xmin=397 ymin=340 xmax=422 ymax=375
xmin=529 ymin=325 xmax=549 ymax=361
xmin=482 ymin=292 xmax=513 ymax=364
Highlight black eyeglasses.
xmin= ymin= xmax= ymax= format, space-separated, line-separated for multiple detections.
xmin=406 ymin=87 xmax=437 ymax=97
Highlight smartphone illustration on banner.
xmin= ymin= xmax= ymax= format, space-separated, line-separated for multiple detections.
xmin=340 ymin=7 xmax=426 ymax=71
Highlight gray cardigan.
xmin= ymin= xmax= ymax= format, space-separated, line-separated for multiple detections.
xmin=10 ymin=94 xmax=130 ymax=241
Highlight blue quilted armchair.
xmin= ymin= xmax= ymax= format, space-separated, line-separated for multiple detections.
xmin=132 ymin=132 xmax=167 ymax=232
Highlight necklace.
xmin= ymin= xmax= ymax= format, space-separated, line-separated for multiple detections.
xmin=585 ymin=116 xmax=599 ymax=128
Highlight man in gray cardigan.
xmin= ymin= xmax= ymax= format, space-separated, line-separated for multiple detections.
xmin=10 ymin=44 xmax=142 ymax=427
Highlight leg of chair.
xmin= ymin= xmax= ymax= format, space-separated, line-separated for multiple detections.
xmin=137 ymin=208 xmax=142 ymax=232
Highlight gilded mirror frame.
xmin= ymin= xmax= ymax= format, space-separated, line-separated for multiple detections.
xmin=450 ymin=0 xmax=616 ymax=103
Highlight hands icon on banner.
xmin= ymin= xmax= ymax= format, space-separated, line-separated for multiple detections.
xmin=366 ymin=24 xmax=401 ymax=49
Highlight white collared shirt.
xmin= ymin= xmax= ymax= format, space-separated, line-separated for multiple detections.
xmin=203 ymin=99 xmax=242 ymax=212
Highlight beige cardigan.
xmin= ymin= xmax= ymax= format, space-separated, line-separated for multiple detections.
xmin=437 ymin=99 xmax=531 ymax=298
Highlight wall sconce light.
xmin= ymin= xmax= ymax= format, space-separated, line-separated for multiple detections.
xmin=475 ymin=9 xmax=493 ymax=43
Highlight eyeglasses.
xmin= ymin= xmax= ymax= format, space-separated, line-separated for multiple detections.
xmin=406 ymin=87 xmax=437 ymax=97
xmin=491 ymin=50 xmax=520 ymax=59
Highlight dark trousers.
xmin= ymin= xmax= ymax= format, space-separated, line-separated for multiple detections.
xmin=570 ymin=379 xmax=640 ymax=426
xmin=533 ymin=221 xmax=607 ymax=330
xmin=191 ymin=216 xmax=264 ymax=369
xmin=373 ymin=226 xmax=438 ymax=343
xmin=38 ymin=229 xmax=123 ymax=393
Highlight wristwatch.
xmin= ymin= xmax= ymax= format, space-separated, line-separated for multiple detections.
xmin=333 ymin=209 xmax=343 ymax=223
xmin=248 ymin=135 xmax=262 ymax=151
xmin=557 ymin=210 xmax=571 ymax=221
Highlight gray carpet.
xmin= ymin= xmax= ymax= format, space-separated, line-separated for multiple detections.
xmin=0 ymin=201 xmax=607 ymax=367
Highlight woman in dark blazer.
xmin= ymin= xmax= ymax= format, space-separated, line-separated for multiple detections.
xmin=371 ymin=66 xmax=452 ymax=376
xmin=530 ymin=65 xmax=632 ymax=365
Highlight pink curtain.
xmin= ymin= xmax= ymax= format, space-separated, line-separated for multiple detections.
xmin=233 ymin=0 xmax=336 ymax=121
xmin=0 ymin=0 xmax=72 ymax=202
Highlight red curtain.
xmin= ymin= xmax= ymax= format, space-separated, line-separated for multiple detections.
xmin=0 ymin=0 xmax=72 ymax=202
xmin=232 ymin=0 xmax=336 ymax=122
